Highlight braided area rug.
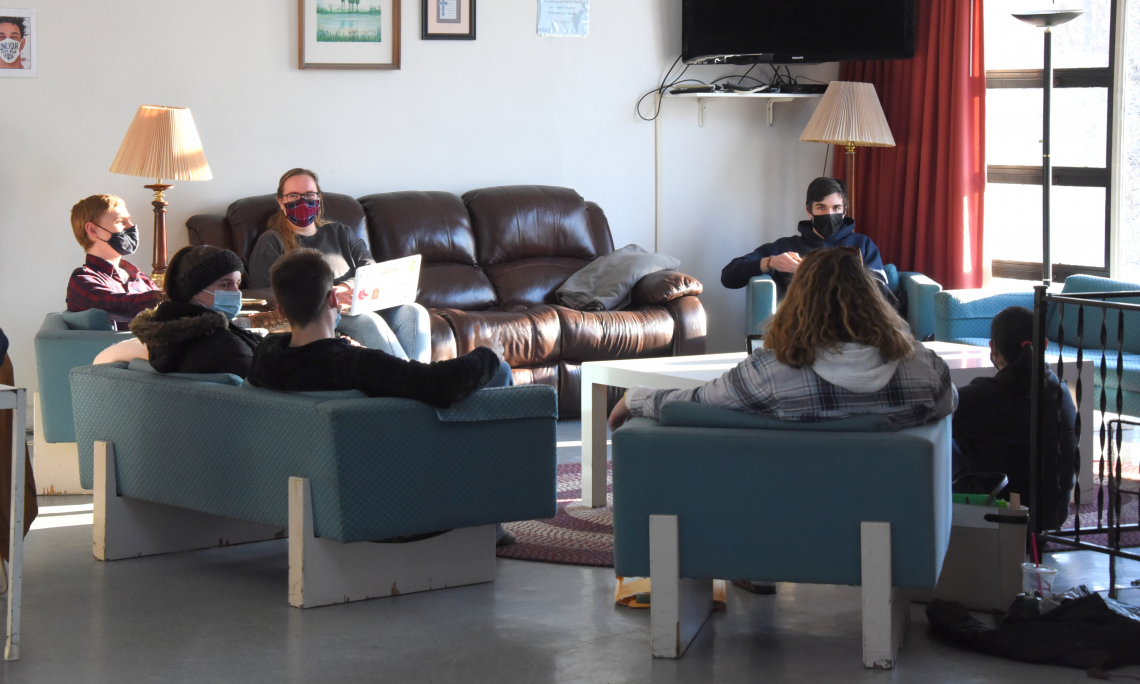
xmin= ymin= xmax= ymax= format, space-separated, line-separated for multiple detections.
xmin=496 ymin=463 xmax=614 ymax=567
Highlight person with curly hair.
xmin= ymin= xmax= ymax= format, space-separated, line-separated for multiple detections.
xmin=609 ymin=247 xmax=956 ymax=430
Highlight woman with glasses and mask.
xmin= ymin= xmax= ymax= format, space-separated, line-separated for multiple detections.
xmin=247 ymin=168 xmax=431 ymax=362
xmin=95 ymin=246 xmax=262 ymax=378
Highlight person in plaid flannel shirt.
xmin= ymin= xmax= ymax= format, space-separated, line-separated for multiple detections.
xmin=609 ymin=247 xmax=957 ymax=431
xmin=66 ymin=195 xmax=164 ymax=330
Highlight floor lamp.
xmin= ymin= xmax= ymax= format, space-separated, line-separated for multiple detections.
xmin=800 ymin=82 xmax=895 ymax=220
xmin=109 ymin=105 xmax=212 ymax=288
xmin=1012 ymin=8 xmax=1085 ymax=285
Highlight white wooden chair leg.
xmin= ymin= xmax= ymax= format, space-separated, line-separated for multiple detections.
xmin=32 ymin=394 xmax=90 ymax=496
xmin=288 ymin=477 xmax=496 ymax=609
xmin=93 ymin=441 xmax=283 ymax=561
xmin=650 ymin=514 xmax=713 ymax=658
xmin=861 ymin=521 xmax=909 ymax=669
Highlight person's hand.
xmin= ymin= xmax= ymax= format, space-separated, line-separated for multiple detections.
xmin=768 ymin=252 xmax=802 ymax=273
xmin=485 ymin=337 xmax=507 ymax=362
xmin=339 ymin=334 xmax=363 ymax=347
xmin=334 ymin=283 xmax=354 ymax=310
xmin=608 ymin=396 xmax=632 ymax=432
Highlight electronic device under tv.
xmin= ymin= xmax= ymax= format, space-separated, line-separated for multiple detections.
xmin=682 ymin=0 xmax=916 ymax=65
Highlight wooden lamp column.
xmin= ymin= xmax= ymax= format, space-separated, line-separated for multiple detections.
xmin=109 ymin=105 xmax=212 ymax=288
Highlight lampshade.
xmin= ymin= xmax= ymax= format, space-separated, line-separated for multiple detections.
xmin=799 ymin=82 xmax=895 ymax=148
xmin=109 ymin=105 xmax=212 ymax=181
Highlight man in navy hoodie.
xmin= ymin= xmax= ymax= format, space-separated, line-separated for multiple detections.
xmin=721 ymin=177 xmax=887 ymax=299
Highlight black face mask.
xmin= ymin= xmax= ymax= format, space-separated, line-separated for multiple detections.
xmin=95 ymin=224 xmax=139 ymax=256
xmin=811 ymin=213 xmax=845 ymax=239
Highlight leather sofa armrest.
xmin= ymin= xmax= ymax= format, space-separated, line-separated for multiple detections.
xmin=630 ymin=271 xmax=703 ymax=305
xmin=187 ymin=214 xmax=233 ymax=251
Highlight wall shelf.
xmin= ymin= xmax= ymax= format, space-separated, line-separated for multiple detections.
xmin=662 ymin=91 xmax=822 ymax=127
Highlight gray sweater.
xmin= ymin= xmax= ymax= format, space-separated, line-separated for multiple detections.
xmin=247 ymin=222 xmax=375 ymax=289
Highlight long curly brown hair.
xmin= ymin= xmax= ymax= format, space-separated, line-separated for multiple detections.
xmin=764 ymin=248 xmax=915 ymax=368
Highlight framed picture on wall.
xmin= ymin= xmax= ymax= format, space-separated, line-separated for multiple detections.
xmin=298 ymin=0 xmax=400 ymax=70
xmin=0 ymin=9 xmax=35 ymax=78
xmin=422 ymin=0 xmax=475 ymax=40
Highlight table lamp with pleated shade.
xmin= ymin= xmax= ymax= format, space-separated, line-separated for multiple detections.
xmin=800 ymin=82 xmax=895 ymax=220
xmin=109 ymin=105 xmax=212 ymax=287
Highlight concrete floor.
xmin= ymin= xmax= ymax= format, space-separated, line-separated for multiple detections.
xmin=2 ymin=421 xmax=1138 ymax=683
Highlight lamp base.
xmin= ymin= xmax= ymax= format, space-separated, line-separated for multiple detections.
xmin=144 ymin=182 xmax=172 ymax=289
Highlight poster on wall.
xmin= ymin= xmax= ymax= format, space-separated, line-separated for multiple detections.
xmin=423 ymin=0 xmax=475 ymax=40
xmin=0 ymin=9 xmax=34 ymax=78
xmin=537 ymin=0 xmax=588 ymax=37
xmin=298 ymin=0 xmax=400 ymax=70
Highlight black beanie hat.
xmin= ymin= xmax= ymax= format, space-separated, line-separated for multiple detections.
xmin=165 ymin=246 xmax=245 ymax=303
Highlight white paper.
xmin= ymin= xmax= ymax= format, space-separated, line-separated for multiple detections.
xmin=349 ymin=255 xmax=421 ymax=315
xmin=0 ymin=9 xmax=35 ymax=78
xmin=537 ymin=0 xmax=589 ymax=37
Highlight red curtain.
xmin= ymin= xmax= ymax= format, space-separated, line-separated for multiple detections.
xmin=833 ymin=0 xmax=986 ymax=290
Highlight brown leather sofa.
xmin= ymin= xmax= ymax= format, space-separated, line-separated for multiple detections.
xmin=187 ymin=185 xmax=706 ymax=418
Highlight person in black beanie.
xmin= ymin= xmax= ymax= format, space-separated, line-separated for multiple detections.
xmin=95 ymin=246 xmax=263 ymax=378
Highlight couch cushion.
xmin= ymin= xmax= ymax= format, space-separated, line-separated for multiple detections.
xmin=226 ymin=192 xmax=367 ymax=267
xmin=555 ymin=305 xmax=675 ymax=362
xmin=358 ymin=191 xmax=478 ymax=264
xmin=1051 ymin=275 xmax=1140 ymax=355
xmin=419 ymin=263 xmax=497 ymax=310
xmin=437 ymin=305 xmax=561 ymax=367
xmin=657 ymin=402 xmax=896 ymax=432
xmin=484 ymin=258 xmax=590 ymax=307
xmin=463 ymin=185 xmax=598 ymax=265
xmin=429 ymin=312 xmax=458 ymax=361
xmin=61 ymin=308 xmax=115 ymax=331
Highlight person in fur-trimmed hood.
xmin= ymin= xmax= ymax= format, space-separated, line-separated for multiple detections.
xmin=115 ymin=246 xmax=262 ymax=377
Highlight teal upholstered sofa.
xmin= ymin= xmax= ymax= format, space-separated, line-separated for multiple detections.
xmin=934 ymin=274 xmax=1140 ymax=416
xmin=33 ymin=311 xmax=132 ymax=494
xmin=70 ymin=362 xmax=558 ymax=606
xmin=612 ymin=402 xmax=952 ymax=665
xmin=747 ymin=266 xmax=941 ymax=340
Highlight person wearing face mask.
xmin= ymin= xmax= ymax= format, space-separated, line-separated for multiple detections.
xmin=66 ymin=194 xmax=164 ymax=330
xmin=247 ymin=168 xmax=431 ymax=362
xmin=0 ymin=16 xmax=27 ymax=70
xmin=720 ymin=177 xmax=888 ymax=300
xmin=95 ymin=246 xmax=263 ymax=377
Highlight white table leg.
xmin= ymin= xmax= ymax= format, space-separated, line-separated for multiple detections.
xmin=580 ymin=374 xmax=608 ymax=508
xmin=6 ymin=387 xmax=27 ymax=661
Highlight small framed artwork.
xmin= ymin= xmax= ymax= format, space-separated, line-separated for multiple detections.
xmin=0 ymin=9 xmax=35 ymax=78
xmin=298 ymin=0 xmax=400 ymax=70
xmin=422 ymin=0 xmax=475 ymax=40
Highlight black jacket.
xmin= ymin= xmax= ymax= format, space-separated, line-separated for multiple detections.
xmin=247 ymin=334 xmax=499 ymax=408
xmin=721 ymin=218 xmax=888 ymax=295
xmin=953 ymin=365 xmax=1078 ymax=529
xmin=130 ymin=302 xmax=262 ymax=378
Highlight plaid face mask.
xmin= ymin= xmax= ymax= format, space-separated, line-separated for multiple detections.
xmin=283 ymin=197 xmax=320 ymax=227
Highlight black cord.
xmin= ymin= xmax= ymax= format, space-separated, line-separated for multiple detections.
xmin=636 ymin=55 xmax=704 ymax=121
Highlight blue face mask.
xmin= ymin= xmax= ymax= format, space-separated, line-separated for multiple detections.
xmin=207 ymin=290 xmax=242 ymax=320
xmin=335 ymin=311 xmax=342 ymax=329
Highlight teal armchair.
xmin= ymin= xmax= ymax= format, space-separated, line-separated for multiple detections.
xmin=746 ymin=264 xmax=942 ymax=340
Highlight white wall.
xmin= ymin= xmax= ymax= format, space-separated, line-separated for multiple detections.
xmin=0 ymin=0 xmax=835 ymax=395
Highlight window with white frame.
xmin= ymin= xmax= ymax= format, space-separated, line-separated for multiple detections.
xmin=984 ymin=0 xmax=1114 ymax=281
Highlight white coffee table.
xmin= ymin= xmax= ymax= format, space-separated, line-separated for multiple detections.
xmin=2 ymin=383 xmax=27 ymax=661
xmin=580 ymin=343 xmax=1095 ymax=508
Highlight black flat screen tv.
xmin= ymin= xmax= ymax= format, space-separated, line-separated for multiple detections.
xmin=682 ymin=0 xmax=916 ymax=65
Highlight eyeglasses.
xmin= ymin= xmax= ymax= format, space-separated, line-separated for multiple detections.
xmin=281 ymin=192 xmax=320 ymax=202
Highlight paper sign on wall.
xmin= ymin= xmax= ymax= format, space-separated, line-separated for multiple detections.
xmin=537 ymin=0 xmax=588 ymax=37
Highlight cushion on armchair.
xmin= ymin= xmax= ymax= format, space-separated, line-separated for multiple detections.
xmin=61 ymin=308 xmax=115 ymax=331
xmin=657 ymin=402 xmax=895 ymax=432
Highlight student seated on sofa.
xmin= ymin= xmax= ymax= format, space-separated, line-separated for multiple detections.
xmin=246 ymin=167 xmax=430 ymax=362
xmin=247 ymin=248 xmax=511 ymax=406
xmin=95 ymin=246 xmax=263 ymax=378
xmin=951 ymin=306 xmax=1077 ymax=530
xmin=720 ymin=177 xmax=889 ymax=300
xmin=610 ymin=247 xmax=956 ymax=431
xmin=67 ymin=194 xmax=164 ymax=330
